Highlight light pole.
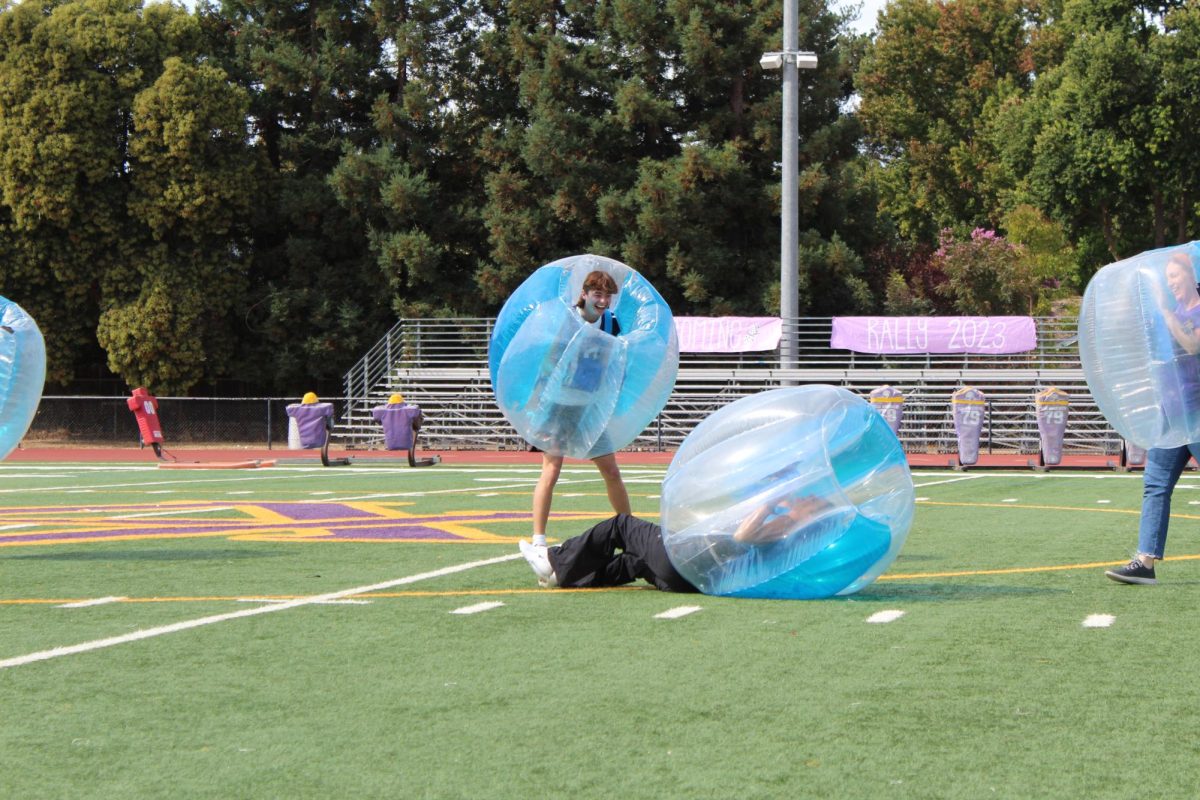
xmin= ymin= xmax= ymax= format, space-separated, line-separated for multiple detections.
xmin=761 ymin=0 xmax=817 ymax=375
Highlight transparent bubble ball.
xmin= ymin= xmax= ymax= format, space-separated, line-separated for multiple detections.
xmin=0 ymin=296 xmax=46 ymax=460
xmin=660 ymin=385 xmax=915 ymax=599
xmin=489 ymin=254 xmax=678 ymax=459
xmin=1079 ymin=242 xmax=1200 ymax=449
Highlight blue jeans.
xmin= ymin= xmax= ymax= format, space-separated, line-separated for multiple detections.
xmin=1138 ymin=444 xmax=1200 ymax=558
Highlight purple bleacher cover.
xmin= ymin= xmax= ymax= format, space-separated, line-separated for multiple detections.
xmin=1034 ymin=390 xmax=1068 ymax=466
xmin=868 ymin=385 xmax=904 ymax=435
xmin=372 ymin=404 xmax=422 ymax=450
xmin=286 ymin=403 xmax=333 ymax=449
xmin=952 ymin=388 xmax=986 ymax=466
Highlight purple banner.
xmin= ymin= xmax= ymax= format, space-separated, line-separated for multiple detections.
xmin=675 ymin=317 xmax=782 ymax=353
xmin=830 ymin=317 xmax=1037 ymax=355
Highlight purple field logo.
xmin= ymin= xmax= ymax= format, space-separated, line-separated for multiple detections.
xmin=0 ymin=501 xmax=592 ymax=547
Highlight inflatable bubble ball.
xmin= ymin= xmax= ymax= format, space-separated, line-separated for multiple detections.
xmin=660 ymin=385 xmax=915 ymax=599
xmin=0 ymin=296 xmax=46 ymax=461
xmin=489 ymin=254 xmax=679 ymax=459
xmin=1079 ymin=241 xmax=1200 ymax=449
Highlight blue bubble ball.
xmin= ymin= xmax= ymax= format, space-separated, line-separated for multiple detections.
xmin=0 ymin=296 xmax=46 ymax=460
xmin=489 ymin=254 xmax=679 ymax=459
xmin=660 ymin=385 xmax=915 ymax=599
xmin=1079 ymin=241 xmax=1200 ymax=449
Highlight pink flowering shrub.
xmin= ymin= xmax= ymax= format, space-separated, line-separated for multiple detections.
xmin=933 ymin=227 xmax=1041 ymax=314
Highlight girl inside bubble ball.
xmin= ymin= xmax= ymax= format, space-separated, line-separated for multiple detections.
xmin=1107 ymin=250 xmax=1200 ymax=585
xmin=529 ymin=270 xmax=632 ymax=546
xmin=1157 ymin=252 xmax=1200 ymax=357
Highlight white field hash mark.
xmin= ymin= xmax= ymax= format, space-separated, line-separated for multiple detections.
xmin=0 ymin=553 xmax=523 ymax=670
xmin=866 ymin=610 xmax=906 ymax=624
xmin=655 ymin=605 xmax=702 ymax=620
xmin=450 ymin=601 xmax=505 ymax=615
xmin=1083 ymin=614 xmax=1115 ymax=628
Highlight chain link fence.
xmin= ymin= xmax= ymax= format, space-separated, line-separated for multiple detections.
xmin=25 ymin=396 xmax=330 ymax=448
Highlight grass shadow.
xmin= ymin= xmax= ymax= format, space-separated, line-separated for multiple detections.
xmin=848 ymin=582 xmax=1065 ymax=602
xmin=888 ymin=553 xmax=939 ymax=563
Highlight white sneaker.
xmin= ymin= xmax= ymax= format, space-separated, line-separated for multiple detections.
xmin=519 ymin=539 xmax=558 ymax=588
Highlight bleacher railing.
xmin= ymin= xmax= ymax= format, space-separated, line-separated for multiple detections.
xmin=337 ymin=316 xmax=1122 ymax=456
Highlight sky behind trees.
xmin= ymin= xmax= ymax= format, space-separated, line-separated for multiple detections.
xmin=841 ymin=0 xmax=886 ymax=33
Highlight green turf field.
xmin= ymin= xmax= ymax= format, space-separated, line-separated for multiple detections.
xmin=1 ymin=462 xmax=1197 ymax=798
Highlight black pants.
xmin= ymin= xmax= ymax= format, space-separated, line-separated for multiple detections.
xmin=547 ymin=514 xmax=698 ymax=593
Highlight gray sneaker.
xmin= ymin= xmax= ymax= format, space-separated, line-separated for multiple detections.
xmin=519 ymin=539 xmax=558 ymax=588
xmin=1105 ymin=559 xmax=1157 ymax=585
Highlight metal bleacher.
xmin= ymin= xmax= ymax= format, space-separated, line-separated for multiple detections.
xmin=336 ymin=316 xmax=1123 ymax=456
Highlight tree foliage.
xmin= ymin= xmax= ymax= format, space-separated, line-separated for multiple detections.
xmin=8 ymin=0 xmax=1200 ymax=394
xmin=857 ymin=0 xmax=1032 ymax=240
xmin=0 ymin=0 xmax=254 ymax=391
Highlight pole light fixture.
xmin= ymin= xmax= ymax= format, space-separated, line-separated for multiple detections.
xmin=758 ymin=51 xmax=818 ymax=71
xmin=759 ymin=52 xmax=784 ymax=70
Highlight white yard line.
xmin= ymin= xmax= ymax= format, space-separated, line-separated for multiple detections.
xmin=236 ymin=598 xmax=372 ymax=606
xmin=0 ymin=465 xmax=666 ymax=500
xmin=1082 ymin=614 xmax=1115 ymax=628
xmin=0 ymin=472 xmax=356 ymax=495
xmin=912 ymin=475 xmax=979 ymax=488
xmin=0 ymin=553 xmax=521 ymax=670
xmin=58 ymin=596 xmax=127 ymax=609
xmin=450 ymin=601 xmax=505 ymax=615
xmin=910 ymin=471 xmax=1145 ymax=481
xmin=0 ymin=473 xmax=82 ymax=479
xmin=654 ymin=605 xmax=702 ymax=620
xmin=332 ymin=477 xmax=610 ymax=502
xmin=113 ymin=506 xmax=235 ymax=520
xmin=866 ymin=610 xmax=906 ymax=624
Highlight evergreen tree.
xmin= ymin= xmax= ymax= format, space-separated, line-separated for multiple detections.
xmin=330 ymin=0 xmax=495 ymax=317
xmin=476 ymin=0 xmax=878 ymax=316
xmin=203 ymin=0 xmax=392 ymax=389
